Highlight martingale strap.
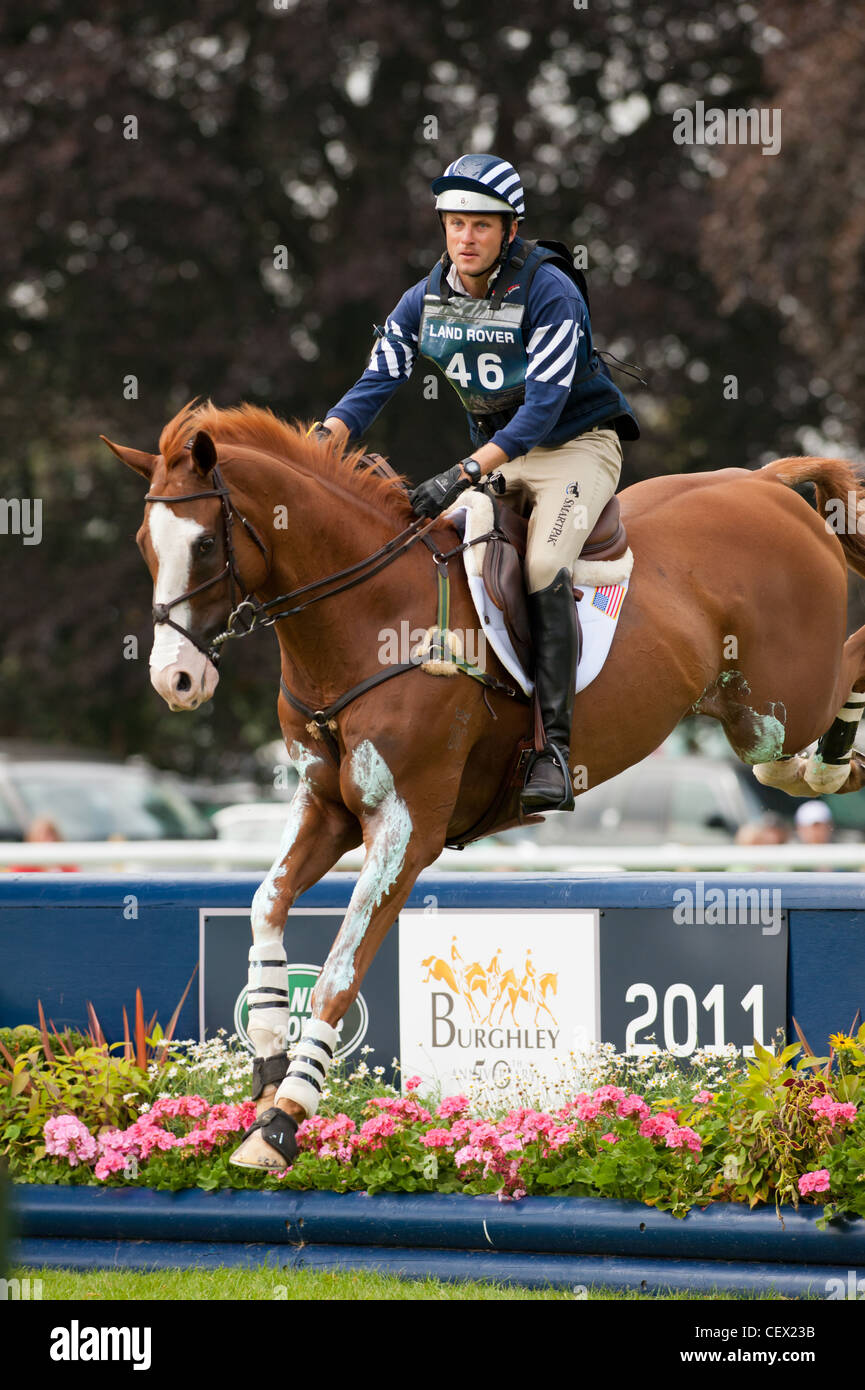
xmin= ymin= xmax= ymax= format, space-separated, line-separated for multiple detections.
xmin=279 ymin=542 xmax=526 ymax=766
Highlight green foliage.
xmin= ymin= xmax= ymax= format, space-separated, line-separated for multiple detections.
xmin=0 ymin=1042 xmax=152 ymax=1166
xmin=9 ymin=1030 xmax=865 ymax=1226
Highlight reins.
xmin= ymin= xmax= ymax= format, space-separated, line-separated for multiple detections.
xmin=144 ymin=454 xmax=525 ymax=759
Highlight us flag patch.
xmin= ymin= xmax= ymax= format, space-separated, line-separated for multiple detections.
xmin=591 ymin=584 xmax=625 ymax=619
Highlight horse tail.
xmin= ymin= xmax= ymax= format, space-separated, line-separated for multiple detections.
xmin=760 ymin=455 xmax=865 ymax=580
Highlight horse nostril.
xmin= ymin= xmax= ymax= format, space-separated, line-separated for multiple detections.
xmin=175 ymin=671 xmax=192 ymax=692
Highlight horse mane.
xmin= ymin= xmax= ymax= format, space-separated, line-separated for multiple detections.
xmin=157 ymin=399 xmax=415 ymax=522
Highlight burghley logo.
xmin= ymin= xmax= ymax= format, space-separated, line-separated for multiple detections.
xmin=423 ymin=937 xmax=559 ymax=1048
xmin=234 ymin=963 xmax=368 ymax=1057
xmin=399 ymin=908 xmax=599 ymax=1102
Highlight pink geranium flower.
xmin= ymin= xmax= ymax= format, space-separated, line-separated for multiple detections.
xmin=593 ymin=1085 xmax=626 ymax=1107
xmin=44 ymin=1114 xmax=98 ymax=1167
xmin=639 ymin=1113 xmax=676 ymax=1140
xmin=436 ymin=1094 xmax=468 ymax=1120
xmin=664 ymin=1125 xmax=702 ymax=1153
xmin=809 ymin=1095 xmax=857 ymax=1127
xmin=798 ymin=1169 xmax=831 ymax=1195
xmin=616 ymin=1094 xmax=650 ymax=1121
xmin=420 ymin=1128 xmax=456 ymax=1148
xmin=693 ymin=1090 xmax=715 ymax=1105
xmin=94 ymin=1149 xmax=128 ymax=1181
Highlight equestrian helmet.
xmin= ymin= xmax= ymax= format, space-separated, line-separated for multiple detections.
xmin=431 ymin=154 xmax=525 ymax=221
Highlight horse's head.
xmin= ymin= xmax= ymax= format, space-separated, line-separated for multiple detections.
xmin=102 ymin=428 xmax=266 ymax=712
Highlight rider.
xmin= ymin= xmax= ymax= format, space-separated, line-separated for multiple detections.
xmin=321 ymin=154 xmax=639 ymax=812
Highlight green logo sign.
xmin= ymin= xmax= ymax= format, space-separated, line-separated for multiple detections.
xmin=233 ymin=962 xmax=369 ymax=1059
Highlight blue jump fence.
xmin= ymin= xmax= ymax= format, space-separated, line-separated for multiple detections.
xmin=3 ymin=871 xmax=864 ymax=1291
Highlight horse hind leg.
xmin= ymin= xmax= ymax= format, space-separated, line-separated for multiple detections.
xmin=753 ymin=626 xmax=865 ymax=796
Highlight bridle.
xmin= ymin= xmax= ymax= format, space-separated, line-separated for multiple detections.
xmin=143 ymin=459 xmax=271 ymax=666
xmin=143 ymin=451 xmax=525 ymax=758
xmin=143 ymin=455 xmax=439 ymax=667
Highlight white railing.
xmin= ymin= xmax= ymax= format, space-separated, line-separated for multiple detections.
xmin=2 ymin=840 xmax=865 ymax=873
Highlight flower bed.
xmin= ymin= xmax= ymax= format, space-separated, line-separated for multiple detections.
xmin=4 ymin=1019 xmax=865 ymax=1227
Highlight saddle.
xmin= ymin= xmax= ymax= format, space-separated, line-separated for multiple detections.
xmin=468 ymin=493 xmax=629 ymax=674
xmin=351 ymin=451 xmax=630 ymax=848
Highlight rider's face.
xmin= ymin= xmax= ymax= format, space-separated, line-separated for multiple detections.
xmin=444 ymin=213 xmax=516 ymax=284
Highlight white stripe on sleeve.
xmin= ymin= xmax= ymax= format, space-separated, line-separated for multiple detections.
xmin=525 ymin=319 xmax=573 ymax=377
xmin=534 ymin=324 xmax=582 ymax=384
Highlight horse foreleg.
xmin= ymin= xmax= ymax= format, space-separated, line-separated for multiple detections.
xmin=241 ymin=738 xmax=459 ymax=1167
xmin=229 ymin=757 xmax=361 ymax=1170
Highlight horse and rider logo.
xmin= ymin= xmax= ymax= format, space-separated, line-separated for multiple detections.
xmin=421 ymin=936 xmax=558 ymax=1028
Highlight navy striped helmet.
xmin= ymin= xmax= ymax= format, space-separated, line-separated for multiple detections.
xmin=431 ymin=154 xmax=525 ymax=221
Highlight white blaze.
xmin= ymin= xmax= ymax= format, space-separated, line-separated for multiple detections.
xmin=147 ymin=502 xmax=219 ymax=709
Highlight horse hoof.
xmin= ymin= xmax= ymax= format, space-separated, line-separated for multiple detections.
xmin=752 ymin=756 xmax=814 ymax=796
xmin=804 ymin=754 xmax=851 ymax=794
xmin=229 ymin=1106 xmax=299 ymax=1171
xmin=229 ymin=1131 xmax=290 ymax=1171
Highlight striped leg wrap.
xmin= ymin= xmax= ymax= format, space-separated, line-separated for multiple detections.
xmin=247 ymin=942 xmax=290 ymax=1055
xmin=816 ymin=692 xmax=865 ymax=765
xmin=276 ymin=1018 xmax=340 ymax=1117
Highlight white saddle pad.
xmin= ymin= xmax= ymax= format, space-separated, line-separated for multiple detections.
xmin=445 ymin=493 xmax=631 ymax=698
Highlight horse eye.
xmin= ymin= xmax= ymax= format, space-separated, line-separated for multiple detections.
xmin=196 ymin=537 xmax=215 ymax=556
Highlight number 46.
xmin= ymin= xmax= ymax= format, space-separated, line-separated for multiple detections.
xmin=445 ymin=352 xmax=504 ymax=390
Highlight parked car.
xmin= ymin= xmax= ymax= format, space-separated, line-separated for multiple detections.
xmin=485 ymin=754 xmax=767 ymax=850
xmin=671 ymin=714 xmax=865 ymax=836
xmin=0 ymin=743 xmax=215 ymax=842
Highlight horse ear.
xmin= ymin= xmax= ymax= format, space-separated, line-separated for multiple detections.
xmin=99 ymin=436 xmax=157 ymax=480
xmin=190 ymin=430 xmax=218 ymax=477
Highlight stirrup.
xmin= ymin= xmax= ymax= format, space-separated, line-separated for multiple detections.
xmin=520 ymin=744 xmax=575 ymax=813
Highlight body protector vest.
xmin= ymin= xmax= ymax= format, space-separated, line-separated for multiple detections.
xmin=418 ymin=237 xmax=636 ymax=445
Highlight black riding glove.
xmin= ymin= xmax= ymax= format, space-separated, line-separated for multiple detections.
xmin=408 ymin=464 xmax=473 ymax=520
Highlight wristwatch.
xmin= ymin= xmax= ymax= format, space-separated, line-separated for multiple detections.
xmin=460 ymin=457 xmax=482 ymax=485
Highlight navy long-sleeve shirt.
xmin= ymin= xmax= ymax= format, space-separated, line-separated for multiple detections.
xmin=327 ymin=258 xmax=637 ymax=458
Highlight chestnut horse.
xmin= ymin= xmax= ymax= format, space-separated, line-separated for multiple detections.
xmin=102 ymin=401 xmax=865 ymax=1168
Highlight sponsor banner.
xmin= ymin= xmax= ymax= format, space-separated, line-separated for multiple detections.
xmin=199 ymin=907 xmax=399 ymax=1068
xmin=398 ymin=908 xmax=598 ymax=1100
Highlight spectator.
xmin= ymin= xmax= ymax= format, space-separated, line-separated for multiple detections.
xmin=735 ymin=813 xmax=790 ymax=848
xmin=8 ymin=817 xmax=78 ymax=873
xmin=732 ymin=813 xmax=791 ymax=870
xmin=794 ymin=801 xmax=834 ymax=844
xmin=794 ymin=800 xmax=837 ymax=872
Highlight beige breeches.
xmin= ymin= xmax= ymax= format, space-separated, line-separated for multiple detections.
xmin=493 ymin=428 xmax=623 ymax=593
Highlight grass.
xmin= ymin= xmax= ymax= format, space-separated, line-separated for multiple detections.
xmin=7 ymin=1265 xmax=800 ymax=1300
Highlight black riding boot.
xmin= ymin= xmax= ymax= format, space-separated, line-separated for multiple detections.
xmin=520 ymin=567 xmax=578 ymax=814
